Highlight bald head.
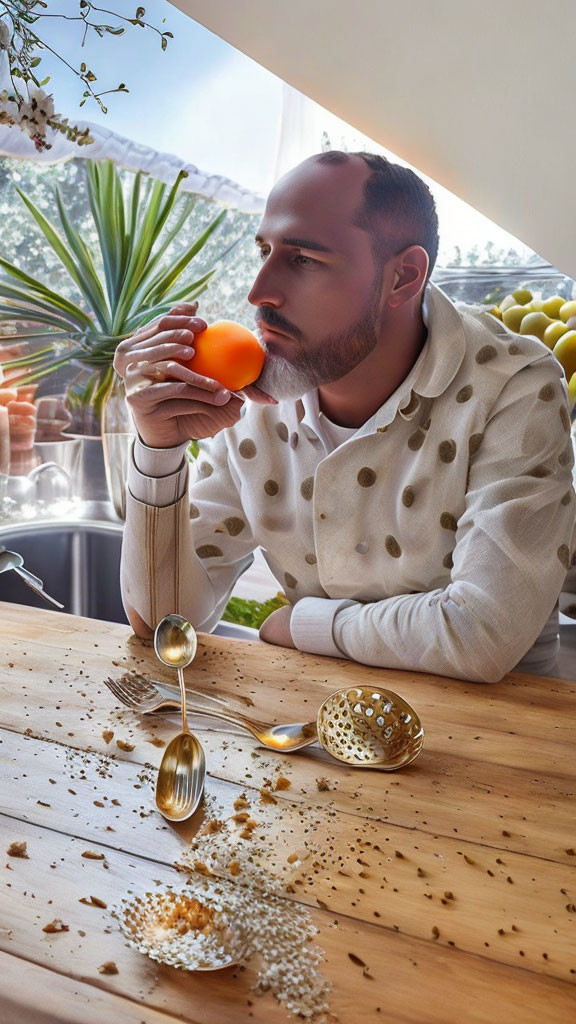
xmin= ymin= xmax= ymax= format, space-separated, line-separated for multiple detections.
xmin=266 ymin=153 xmax=372 ymax=241
xmin=272 ymin=151 xmax=439 ymax=282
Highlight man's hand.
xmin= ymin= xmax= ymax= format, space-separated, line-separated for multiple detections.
xmin=259 ymin=605 xmax=295 ymax=649
xmin=114 ymin=303 xmax=246 ymax=448
xmin=115 ymin=303 xmax=275 ymax=449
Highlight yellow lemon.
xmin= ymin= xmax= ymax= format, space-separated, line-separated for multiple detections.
xmin=512 ymin=288 xmax=532 ymax=305
xmin=500 ymin=294 xmax=518 ymax=312
xmin=553 ymin=331 xmax=576 ymax=380
xmin=487 ymin=305 xmax=502 ymax=321
xmin=529 ymin=297 xmax=545 ymax=312
xmin=569 ymin=372 xmax=576 ymax=409
xmin=559 ymin=300 xmax=576 ymax=323
xmin=541 ymin=295 xmax=567 ymax=319
xmin=502 ymin=304 xmax=530 ymax=333
xmin=519 ymin=311 xmax=554 ymax=341
xmin=543 ymin=320 xmax=570 ymax=350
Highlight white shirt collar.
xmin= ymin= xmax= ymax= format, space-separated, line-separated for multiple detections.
xmin=299 ymin=281 xmax=466 ymax=435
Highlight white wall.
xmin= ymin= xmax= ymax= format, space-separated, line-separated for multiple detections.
xmin=169 ymin=0 xmax=576 ymax=280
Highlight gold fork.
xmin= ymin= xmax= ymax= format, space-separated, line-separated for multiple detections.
xmin=103 ymin=675 xmax=318 ymax=752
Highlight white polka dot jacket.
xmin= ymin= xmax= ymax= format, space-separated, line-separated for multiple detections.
xmin=122 ymin=283 xmax=576 ymax=683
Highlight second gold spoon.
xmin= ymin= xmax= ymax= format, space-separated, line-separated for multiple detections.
xmin=153 ymin=614 xmax=206 ymax=821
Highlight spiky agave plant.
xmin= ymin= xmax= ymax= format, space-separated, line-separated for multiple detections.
xmin=0 ymin=159 xmax=231 ymax=427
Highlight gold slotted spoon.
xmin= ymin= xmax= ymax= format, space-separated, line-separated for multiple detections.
xmin=316 ymin=686 xmax=424 ymax=769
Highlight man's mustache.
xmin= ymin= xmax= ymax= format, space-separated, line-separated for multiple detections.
xmin=255 ymin=308 xmax=302 ymax=341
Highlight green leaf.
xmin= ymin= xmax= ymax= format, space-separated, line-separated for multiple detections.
xmin=111 ymin=176 xmax=172 ymax=330
xmin=0 ymin=255 xmax=94 ymax=329
xmin=30 ymin=57 xmax=41 ymax=68
xmin=54 ymin=188 xmax=111 ymax=331
xmin=131 ymin=194 xmax=196 ymax=291
xmin=222 ymin=594 xmax=289 ymax=630
xmin=134 ymin=205 xmax=224 ymax=307
xmin=84 ymin=161 xmax=127 ymax=312
xmin=15 ymin=186 xmax=106 ymax=315
xmin=0 ymin=301 xmax=84 ymax=334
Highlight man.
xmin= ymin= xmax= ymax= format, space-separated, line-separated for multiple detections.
xmin=115 ymin=152 xmax=575 ymax=683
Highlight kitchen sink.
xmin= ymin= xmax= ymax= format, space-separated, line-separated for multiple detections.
xmin=0 ymin=504 xmax=258 ymax=640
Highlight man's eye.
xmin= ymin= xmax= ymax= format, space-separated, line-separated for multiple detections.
xmin=293 ymin=254 xmax=318 ymax=267
xmin=258 ymin=247 xmax=270 ymax=260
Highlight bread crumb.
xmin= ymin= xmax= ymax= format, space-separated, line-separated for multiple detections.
xmin=116 ymin=739 xmax=135 ymax=752
xmin=81 ymin=850 xmax=105 ymax=860
xmin=259 ymin=788 xmax=277 ymax=804
xmin=98 ymin=961 xmax=118 ymax=975
xmin=316 ymin=777 xmax=331 ymax=791
xmin=274 ymin=776 xmax=291 ymax=791
xmin=7 ymin=842 xmax=28 ymax=858
xmin=102 ymin=730 xmax=114 ymax=744
xmin=201 ymin=819 xmax=224 ymax=835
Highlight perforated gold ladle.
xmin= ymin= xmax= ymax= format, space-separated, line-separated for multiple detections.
xmin=316 ymin=686 xmax=424 ymax=769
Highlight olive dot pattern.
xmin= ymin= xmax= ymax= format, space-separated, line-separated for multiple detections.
xmin=357 ymin=467 xmax=377 ymax=487
xmin=456 ymin=385 xmax=473 ymax=403
xmin=476 ymin=345 xmax=497 ymax=364
xmin=439 ymin=440 xmax=457 ymax=463
xmin=238 ymin=439 xmax=257 ymax=459
xmin=385 ymin=536 xmax=402 ymax=558
xmin=224 ymin=517 xmax=245 ymax=536
xmin=402 ymin=486 xmax=415 ymax=508
xmin=196 ymin=544 xmax=223 ymax=559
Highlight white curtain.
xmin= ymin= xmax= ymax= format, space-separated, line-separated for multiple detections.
xmin=0 ymin=121 xmax=264 ymax=215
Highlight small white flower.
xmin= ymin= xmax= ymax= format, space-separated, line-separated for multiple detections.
xmin=20 ymin=87 xmax=56 ymax=124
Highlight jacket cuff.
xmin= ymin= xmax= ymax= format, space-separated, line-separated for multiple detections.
xmin=290 ymin=596 xmax=356 ymax=658
xmin=127 ymin=438 xmax=189 ymax=508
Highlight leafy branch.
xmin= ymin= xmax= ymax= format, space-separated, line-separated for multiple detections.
xmin=0 ymin=2 xmax=173 ymax=149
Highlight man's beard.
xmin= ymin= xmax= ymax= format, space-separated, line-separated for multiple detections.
xmin=255 ymin=275 xmax=383 ymax=401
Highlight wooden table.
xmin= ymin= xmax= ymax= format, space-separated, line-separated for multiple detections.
xmin=1 ymin=602 xmax=575 ymax=1024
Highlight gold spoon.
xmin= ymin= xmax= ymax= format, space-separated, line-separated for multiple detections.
xmin=153 ymin=614 xmax=206 ymax=821
xmin=316 ymin=686 xmax=424 ymax=770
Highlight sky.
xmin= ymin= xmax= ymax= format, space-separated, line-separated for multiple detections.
xmin=28 ymin=0 xmax=535 ymax=264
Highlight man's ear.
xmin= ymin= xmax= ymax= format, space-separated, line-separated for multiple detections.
xmin=387 ymin=246 xmax=428 ymax=308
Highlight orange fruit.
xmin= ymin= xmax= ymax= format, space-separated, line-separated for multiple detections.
xmin=183 ymin=320 xmax=265 ymax=391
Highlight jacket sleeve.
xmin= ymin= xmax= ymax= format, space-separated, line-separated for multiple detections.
xmin=120 ymin=432 xmax=257 ymax=637
xmin=291 ymin=361 xmax=576 ymax=683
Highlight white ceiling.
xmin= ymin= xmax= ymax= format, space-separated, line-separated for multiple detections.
xmin=170 ymin=0 xmax=576 ymax=280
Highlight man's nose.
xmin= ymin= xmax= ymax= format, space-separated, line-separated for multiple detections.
xmin=248 ymin=260 xmax=284 ymax=308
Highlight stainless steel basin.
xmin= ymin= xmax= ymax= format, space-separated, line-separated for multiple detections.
xmin=0 ymin=504 xmax=127 ymax=624
xmin=0 ymin=502 xmax=258 ymax=639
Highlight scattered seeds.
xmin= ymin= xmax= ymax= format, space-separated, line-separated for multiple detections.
xmin=43 ymin=919 xmax=69 ymax=934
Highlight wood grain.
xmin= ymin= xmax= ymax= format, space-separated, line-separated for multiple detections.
xmin=1 ymin=601 xmax=575 ymax=1022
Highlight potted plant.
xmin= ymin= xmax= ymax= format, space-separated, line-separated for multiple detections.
xmin=0 ymin=158 xmax=234 ymax=514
